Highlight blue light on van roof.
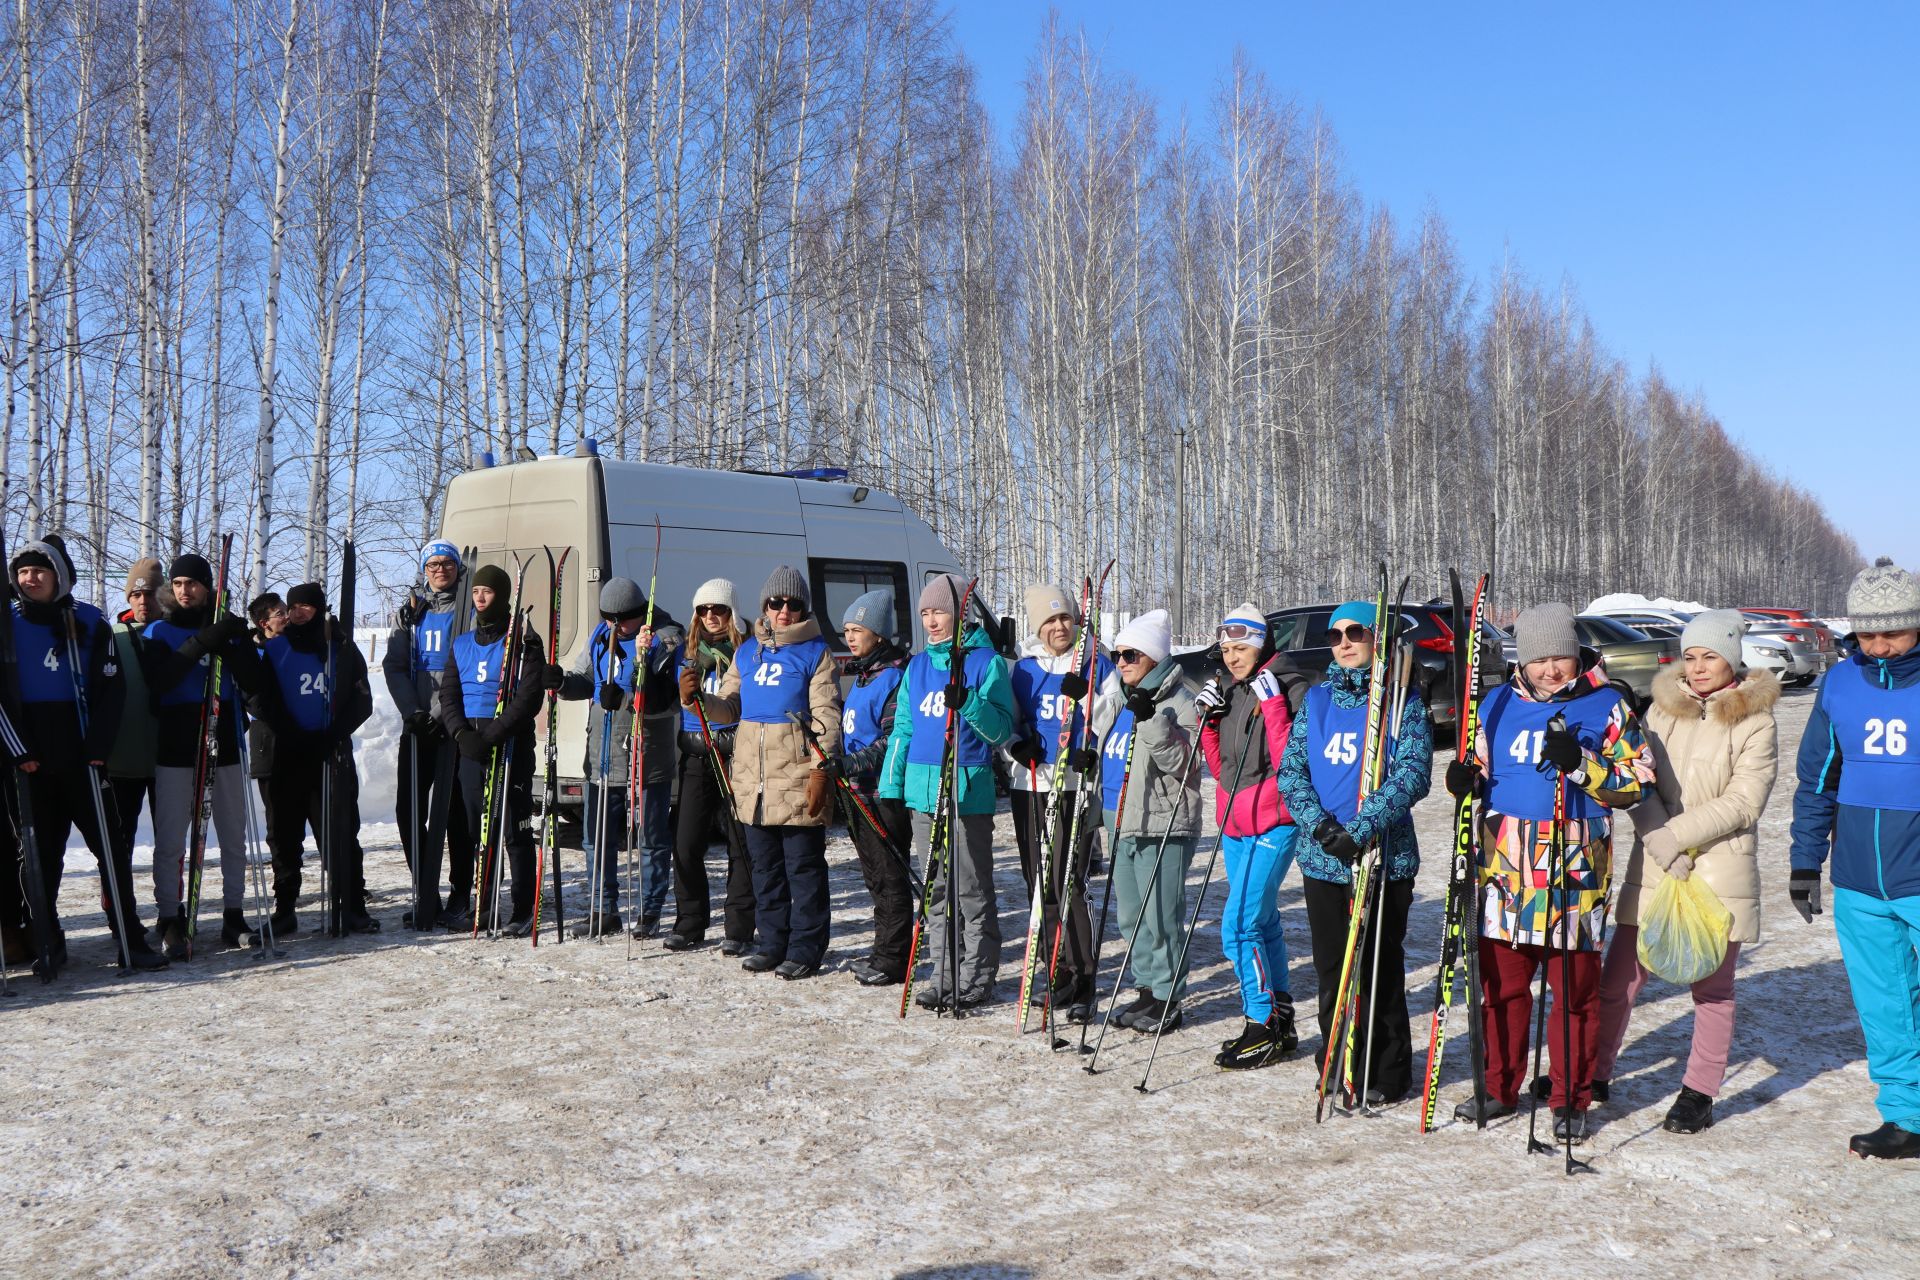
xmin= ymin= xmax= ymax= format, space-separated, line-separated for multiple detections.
xmin=780 ymin=467 xmax=849 ymax=481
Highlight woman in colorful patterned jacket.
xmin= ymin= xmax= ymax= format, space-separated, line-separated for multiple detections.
xmin=1445 ymin=601 xmax=1647 ymax=1143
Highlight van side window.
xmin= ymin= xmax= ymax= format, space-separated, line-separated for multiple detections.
xmin=812 ymin=558 xmax=910 ymax=650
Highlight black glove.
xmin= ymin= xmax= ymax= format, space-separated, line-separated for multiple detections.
xmin=1539 ymin=721 xmax=1583 ymax=775
xmin=1313 ymin=816 xmax=1361 ymax=865
xmin=1789 ymin=869 xmax=1823 ymax=924
xmin=1067 ymin=747 xmax=1097 ymax=774
xmin=405 ymin=710 xmax=436 ymax=738
xmin=1123 ymin=685 xmax=1158 ymax=720
xmin=456 ymin=729 xmax=489 ymax=761
xmin=479 ymin=718 xmax=513 ymax=749
xmin=542 ymin=663 xmax=565 ymax=691
xmin=598 ymin=682 xmax=628 ymax=712
xmin=1008 ymin=737 xmax=1044 ymax=769
xmin=398 ymin=595 xmax=422 ymax=628
xmin=195 ymin=613 xmax=248 ymax=650
xmin=1445 ymin=759 xmax=1481 ymax=799
xmin=944 ymin=679 xmax=969 ymax=712
xmin=1058 ymin=671 xmax=1090 ymax=701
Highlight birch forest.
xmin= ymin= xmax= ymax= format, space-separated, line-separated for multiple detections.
xmin=0 ymin=0 xmax=1863 ymax=633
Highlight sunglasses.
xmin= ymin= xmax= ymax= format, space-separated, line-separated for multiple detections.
xmin=1114 ymin=648 xmax=1150 ymax=665
xmin=765 ymin=596 xmax=806 ymax=612
xmin=1323 ymin=624 xmax=1373 ymax=646
xmin=1217 ymin=622 xmax=1266 ymax=644
xmin=695 ymin=604 xmax=733 ymax=617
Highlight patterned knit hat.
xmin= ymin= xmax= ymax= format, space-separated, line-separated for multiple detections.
xmin=1847 ymin=558 xmax=1920 ymax=633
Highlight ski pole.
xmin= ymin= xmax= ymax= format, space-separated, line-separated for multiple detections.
xmin=235 ymin=727 xmax=283 ymax=958
xmin=1359 ymin=642 xmax=1413 ymax=1115
xmin=1527 ymin=713 xmax=1570 ymax=1162
xmin=1135 ymin=703 xmax=1261 ymax=1094
xmin=1084 ymin=724 xmax=1206 ymax=1068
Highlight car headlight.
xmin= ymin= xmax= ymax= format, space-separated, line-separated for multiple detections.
xmin=1753 ymin=645 xmax=1786 ymax=658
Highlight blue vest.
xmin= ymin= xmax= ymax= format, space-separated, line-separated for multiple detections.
xmin=674 ymin=643 xmax=739 ymax=733
xmin=145 ymin=617 xmax=237 ymax=709
xmin=1303 ymin=683 xmax=1370 ymax=823
xmin=1011 ymin=652 xmax=1114 ymax=764
xmin=843 ymin=666 xmax=904 ymax=756
xmin=9 ymin=602 xmax=102 ymax=704
xmin=412 ymin=609 xmax=455 ymax=673
xmin=1480 ymin=683 xmax=1624 ymax=821
xmin=263 ymin=637 xmax=331 ymax=732
xmin=452 ymin=630 xmax=510 ymax=719
xmin=1825 ymin=662 xmax=1920 ymax=812
xmin=1099 ymin=708 xmax=1135 ymax=812
xmin=904 ymin=645 xmax=996 ymax=768
xmin=736 ymin=635 xmax=829 ymax=726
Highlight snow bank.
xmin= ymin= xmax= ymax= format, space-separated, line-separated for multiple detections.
xmin=1584 ymin=590 xmax=1711 ymax=615
xmin=353 ymin=627 xmax=404 ymax=827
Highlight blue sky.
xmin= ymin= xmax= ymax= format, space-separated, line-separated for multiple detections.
xmin=945 ymin=1 xmax=1919 ymax=571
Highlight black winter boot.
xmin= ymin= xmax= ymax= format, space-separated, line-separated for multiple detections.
xmin=1850 ymin=1123 xmax=1920 ymax=1160
xmin=1662 ymin=1087 xmax=1714 ymax=1134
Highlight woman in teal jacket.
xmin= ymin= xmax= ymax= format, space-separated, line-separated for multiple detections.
xmin=880 ymin=573 xmax=1016 ymax=1011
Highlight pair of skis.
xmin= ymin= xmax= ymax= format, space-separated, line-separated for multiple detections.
xmin=474 ymin=554 xmax=535 ymax=937
xmin=317 ymin=538 xmax=356 ymax=939
xmin=532 ymin=547 xmax=571 ymax=947
xmin=1419 ymin=569 xmax=1492 ymax=1130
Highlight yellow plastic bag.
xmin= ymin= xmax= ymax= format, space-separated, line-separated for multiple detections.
xmin=1636 ymin=874 xmax=1734 ymax=985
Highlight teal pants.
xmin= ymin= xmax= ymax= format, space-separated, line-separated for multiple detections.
xmin=1108 ymin=818 xmax=1197 ymax=1002
xmin=1834 ymin=886 xmax=1920 ymax=1134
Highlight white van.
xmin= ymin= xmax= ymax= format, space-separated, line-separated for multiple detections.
xmin=436 ymin=445 xmax=988 ymax=811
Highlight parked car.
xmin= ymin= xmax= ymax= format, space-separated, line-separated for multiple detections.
xmin=1172 ymin=599 xmax=1503 ymax=733
xmin=1740 ymin=610 xmax=1838 ymax=682
xmin=1590 ymin=605 xmax=1803 ymax=685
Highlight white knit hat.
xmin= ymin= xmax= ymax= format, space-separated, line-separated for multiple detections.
xmin=692 ymin=577 xmax=738 ymax=615
xmin=1680 ymin=609 xmax=1745 ymax=670
xmin=1114 ymin=609 xmax=1172 ymax=664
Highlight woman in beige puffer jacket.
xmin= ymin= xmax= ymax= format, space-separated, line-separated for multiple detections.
xmin=1594 ymin=609 xmax=1780 ymax=1135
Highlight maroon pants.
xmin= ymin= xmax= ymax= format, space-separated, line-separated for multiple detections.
xmin=1480 ymin=936 xmax=1601 ymax=1110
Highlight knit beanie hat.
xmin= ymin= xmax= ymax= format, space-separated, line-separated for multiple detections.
xmin=1328 ymin=600 xmax=1376 ymax=634
xmin=692 ymin=577 xmax=738 ymax=615
xmin=1514 ymin=602 xmax=1579 ymax=666
xmin=420 ymin=540 xmax=463 ymax=572
xmin=842 ymin=587 xmax=897 ymax=642
xmin=1218 ymin=601 xmax=1268 ymax=645
xmin=9 ymin=543 xmax=55 ymax=577
xmin=1024 ymin=583 xmax=1079 ymax=631
xmin=169 ymin=553 xmax=214 ymax=589
xmin=919 ymin=572 xmax=969 ymax=617
xmin=126 ymin=557 xmax=165 ymax=597
xmin=1679 ymin=609 xmax=1746 ymax=670
xmin=287 ymin=582 xmax=327 ymax=611
xmin=759 ymin=565 xmax=811 ymax=613
xmin=1847 ymin=557 xmax=1920 ymax=633
xmin=1114 ymin=609 xmax=1172 ymax=664
xmin=598 ymin=576 xmax=647 ymax=622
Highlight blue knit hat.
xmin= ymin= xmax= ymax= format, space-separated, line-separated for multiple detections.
xmin=1328 ymin=600 xmax=1375 ymax=633
xmin=421 ymin=540 xmax=462 ymax=572
xmin=842 ymin=587 xmax=897 ymax=642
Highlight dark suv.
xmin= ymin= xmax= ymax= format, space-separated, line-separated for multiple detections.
xmin=1174 ymin=600 xmax=1503 ymax=734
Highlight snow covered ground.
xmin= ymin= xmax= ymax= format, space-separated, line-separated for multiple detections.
xmin=9 ymin=688 xmax=1919 ymax=1278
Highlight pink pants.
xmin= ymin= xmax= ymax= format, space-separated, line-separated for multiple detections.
xmin=1594 ymin=923 xmax=1740 ymax=1096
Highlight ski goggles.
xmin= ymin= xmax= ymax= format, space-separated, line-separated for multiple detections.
xmin=1217 ymin=621 xmax=1267 ymax=644
xmin=1323 ymin=623 xmax=1373 ymax=646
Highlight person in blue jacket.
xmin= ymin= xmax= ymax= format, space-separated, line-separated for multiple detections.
xmin=257 ymin=581 xmax=376 ymax=936
xmin=1791 ymin=557 xmax=1920 ymax=1161
xmin=838 ymin=587 xmax=915 ymax=987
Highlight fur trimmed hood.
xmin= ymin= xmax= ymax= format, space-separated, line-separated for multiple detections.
xmin=1651 ymin=665 xmax=1781 ymax=725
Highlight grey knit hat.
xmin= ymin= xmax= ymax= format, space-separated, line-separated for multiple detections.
xmin=919 ymin=572 xmax=968 ymax=616
xmin=1514 ymin=602 xmax=1580 ymax=666
xmin=598 ymin=576 xmax=647 ymax=622
xmin=1680 ymin=608 xmax=1746 ymax=670
xmin=842 ymin=587 xmax=897 ymax=642
xmin=1847 ymin=558 xmax=1920 ymax=633
xmin=759 ymin=565 xmax=810 ymax=613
